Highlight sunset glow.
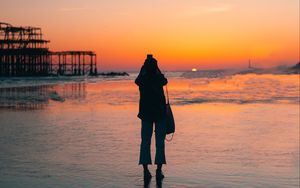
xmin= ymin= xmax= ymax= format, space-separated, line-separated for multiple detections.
xmin=1 ymin=0 xmax=299 ymax=71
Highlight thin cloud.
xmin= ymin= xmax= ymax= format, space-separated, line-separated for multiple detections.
xmin=203 ymin=4 xmax=232 ymax=13
xmin=59 ymin=7 xmax=94 ymax=12
xmin=183 ymin=4 xmax=233 ymax=17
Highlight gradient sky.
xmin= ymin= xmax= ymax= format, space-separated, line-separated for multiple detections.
xmin=1 ymin=0 xmax=299 ymax=71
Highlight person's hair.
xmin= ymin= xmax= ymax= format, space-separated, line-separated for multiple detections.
xmin=147 ymin=54 xmax=153 ymax=59
xmin=144 ymin=57 xmax=158 ymax=75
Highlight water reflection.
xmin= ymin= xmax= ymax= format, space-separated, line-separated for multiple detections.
xmin=0 ymin=83 xmax=86 ymax=110
xmin=57 ymin=83 xmax=86 ymax=100
xmin=142 ymin=176 xmax=164 ymax=188
xmin=143 ymin=176 xmax=151 ymax=187
xmin=155 ymin=176 xmax=163 ymax=188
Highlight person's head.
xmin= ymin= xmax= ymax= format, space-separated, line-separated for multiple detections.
xmin=147 ymin=54 xmax=153 ymax=59
xmin=144 ymin=54 xmax=158 ymax=75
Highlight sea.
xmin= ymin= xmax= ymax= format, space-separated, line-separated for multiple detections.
xmin=0 ymin=70 xmax=299 ymax=188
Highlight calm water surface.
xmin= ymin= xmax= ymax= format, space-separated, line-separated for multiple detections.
xmin=0 ymin=74 xmax=299 ymax=187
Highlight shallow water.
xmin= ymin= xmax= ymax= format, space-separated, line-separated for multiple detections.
xmin=0 ymin=74 xmax=299 ymax=187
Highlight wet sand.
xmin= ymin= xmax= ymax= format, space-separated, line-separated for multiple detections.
xmin=0 ymin=74 xmax=299 ymax=187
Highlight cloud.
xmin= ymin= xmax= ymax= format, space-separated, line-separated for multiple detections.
xmin=203 ymin=4 xmax=232 ymax=13
xmin=183 ymin=4 xmax=233 ymax=17
xmin=59 ymin=7 xmax=94 ymax=12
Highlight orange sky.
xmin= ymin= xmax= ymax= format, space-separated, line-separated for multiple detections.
xmin=1 ymin=0 xmax=299 ymax=71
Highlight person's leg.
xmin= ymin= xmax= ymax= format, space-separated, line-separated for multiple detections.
xmin=139 ymin=120 xmax=153 ymax=167
xmin=143 ymin=164 xmax=149 ymax=171
xmin=156 ymin=164 xmax=164 ymax=180
xmin=157 ymin=164 xmax=162 ymax=171
xmin=143 ymin=164 xmax=152 ymax=179
xmin=154 ymin=118 xmax=167 ymax=165
xmin=154 ymin=118 xmax=166 ymax=178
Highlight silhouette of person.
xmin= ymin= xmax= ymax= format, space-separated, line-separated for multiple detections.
xmin=135 ymin=54 xmax=168 ymax=180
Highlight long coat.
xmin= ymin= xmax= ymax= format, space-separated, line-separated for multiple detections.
xmin=135 ymin=71 xmax=168 ymax=122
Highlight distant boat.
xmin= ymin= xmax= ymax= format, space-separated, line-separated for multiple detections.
xmin=248 ymin=59 xmax=257 ymax=69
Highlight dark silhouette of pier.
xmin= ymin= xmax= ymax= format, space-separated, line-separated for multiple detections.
xmin=0 ymin=22 xmax=97 ymax=76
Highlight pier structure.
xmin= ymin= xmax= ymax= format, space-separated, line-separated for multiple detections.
xmin=50 ymin=51 xmax=97 ymax=76
xmin=0 ymin=22 xmax=97 ymax=76
xmin=0 ymin=22 xmax=50 ymax=76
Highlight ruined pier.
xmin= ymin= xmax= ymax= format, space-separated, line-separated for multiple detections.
xmin=0 ymin=22 xmax=97 ymax=76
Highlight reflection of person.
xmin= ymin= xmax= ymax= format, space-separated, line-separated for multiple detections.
xmin=135 ymin=54 xmax=168 ymax=180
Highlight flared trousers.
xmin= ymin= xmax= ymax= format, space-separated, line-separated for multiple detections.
xmin=139 ymin=118 xmax=166 ymax=165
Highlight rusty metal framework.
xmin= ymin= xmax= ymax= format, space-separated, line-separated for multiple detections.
xmin=0 ymin=22 xmax=97 ymax=76
xmin=50 ymin=51 xmax=97 ymax=76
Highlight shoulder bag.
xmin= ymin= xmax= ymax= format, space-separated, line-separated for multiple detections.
xmin=165 ymin=84 xmax=175 ymax=141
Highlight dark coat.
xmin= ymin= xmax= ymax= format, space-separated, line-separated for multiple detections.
xmin=135 ymin=71 xmax=168 ymax=122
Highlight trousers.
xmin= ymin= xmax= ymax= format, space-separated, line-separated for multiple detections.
xmin=139 ymin=118 xmax=167 ymax=165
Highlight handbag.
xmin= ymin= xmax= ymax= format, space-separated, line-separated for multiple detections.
xmin=165 ymin=84 xmax=175 ymax=140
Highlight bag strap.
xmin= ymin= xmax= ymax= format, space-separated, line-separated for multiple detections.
xmin=165 ymin=84 xmax=170 ymax=104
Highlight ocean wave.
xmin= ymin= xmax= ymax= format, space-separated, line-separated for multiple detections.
xmin=181 ymin=66 xmax=299 ymax=79
xmin=173 ymin=97 xmax=299 ymax=105
xmin=0 ymin=73 xmax=298 ymax=109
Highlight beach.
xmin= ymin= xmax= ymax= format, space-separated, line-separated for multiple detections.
xmin=0 ymin=72 xmax=299 ymax=187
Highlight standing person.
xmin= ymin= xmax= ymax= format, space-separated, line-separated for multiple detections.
xmin=135 ymin=54 xmax=168 ymax=180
